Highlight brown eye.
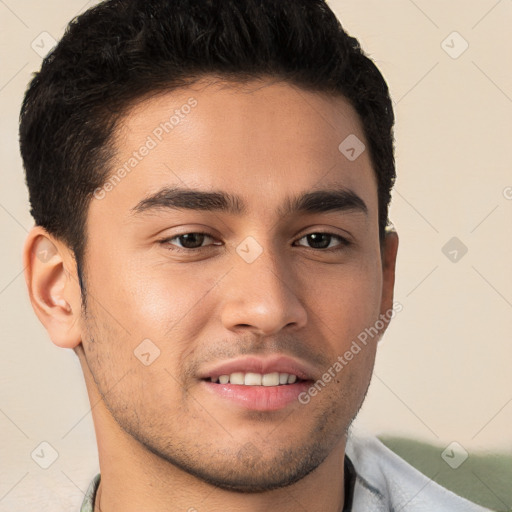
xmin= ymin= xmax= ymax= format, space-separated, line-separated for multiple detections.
xmin=160 ymin=232 xmax=220 ymax=251
xmin=174 ymin=233 xmax=209 ymax=249
xmin=295 ymin=232 xmax=350 ymax=250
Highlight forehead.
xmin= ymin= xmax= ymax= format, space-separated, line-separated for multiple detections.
xmin=94 ymin=77 xmax=378 ymax=222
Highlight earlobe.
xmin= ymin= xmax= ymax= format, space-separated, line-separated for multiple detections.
xmin=23 ymin=227 xmax=83 ymax=349
xmin=382 ymin=226 xmax=399 ymax=274
xmin=379 ymin=226 xmax=399 ymax=335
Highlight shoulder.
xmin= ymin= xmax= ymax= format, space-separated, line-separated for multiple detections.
xmin=345 ymin=434 xmax=492 ymax=512
xmin=80 ymin=473 xmax=101 ymax=512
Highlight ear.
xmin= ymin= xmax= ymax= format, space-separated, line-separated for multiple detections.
xmin=22 ymin=226 xmax=83 ymax=349
xmin=378 ymin=225 xmax=399 ymax=335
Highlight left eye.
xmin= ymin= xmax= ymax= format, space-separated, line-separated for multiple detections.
xmin=294 ymin=232 xmax=350 ymax=250
xmin=161 ymin=232 xmax=219 ymax=250
xmin=160 ymin=231 xmax=350 ymax=252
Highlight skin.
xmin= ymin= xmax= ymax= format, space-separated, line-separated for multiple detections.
xmin=23 ymin=77 xmax=398 ymax=512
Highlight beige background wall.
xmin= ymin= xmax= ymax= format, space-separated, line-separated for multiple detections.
xmin=1 ymin=1 xmax=511 ymax=510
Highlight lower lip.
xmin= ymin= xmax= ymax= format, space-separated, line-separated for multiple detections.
xmin=201 ymin=380 xmax=311 ymax=411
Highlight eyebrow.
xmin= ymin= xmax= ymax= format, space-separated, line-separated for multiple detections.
xmin=129 ymin=185 xmax=368 ymax=218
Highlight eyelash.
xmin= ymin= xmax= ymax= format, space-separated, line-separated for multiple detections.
xmin=158 ymin=231 xmax=352 ymax=253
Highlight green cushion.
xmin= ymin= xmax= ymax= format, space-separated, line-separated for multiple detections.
xmin=378 ymin=436 xmax=512 ymax=512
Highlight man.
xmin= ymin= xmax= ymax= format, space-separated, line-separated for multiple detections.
xmin=19 ymin=0 xmax=490 ymax=510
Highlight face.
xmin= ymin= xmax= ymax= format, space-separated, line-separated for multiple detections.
xmin=76 ymin=77 xmax=394 ymax=492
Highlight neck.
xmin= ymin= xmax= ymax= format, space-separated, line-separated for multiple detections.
xmin=91 ymin=402 xmax=347 ymax=512
xmin=94 ymin=450 xmax=346 ymax=512
xmin=80 ymin=355 xmax=347 ymax=512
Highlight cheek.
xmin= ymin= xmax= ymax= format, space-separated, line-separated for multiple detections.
xmin=82 ymin=302 xmax=188 ymax=422
xmin=86 ymin=237 xmax=383 ymax=355
xmin=81 ymin=247 xmax=210 ymax=394
xmin=92 ymin=249 xmax=219 ymax=345
xmin=306 ymin=256 xmax=383 ymax=345
xmin=133 ymin=270 xmax=220 ymax=338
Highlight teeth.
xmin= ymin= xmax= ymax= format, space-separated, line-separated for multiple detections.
xmin=262 ymin=372 xmax=279 ymax=386
xmin=229 ymin=372 xmax=245 ymax=385
xmin=210 ymin=372 xmax=300 ymax=386
xmin=245 ymin=372 xmax=262 ymax=386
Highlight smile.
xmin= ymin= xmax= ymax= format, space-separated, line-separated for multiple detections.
xmin=198 ymin=356 xmax=316 ymax=411
xmin=208 ymin=371 xmax=300 ymax=386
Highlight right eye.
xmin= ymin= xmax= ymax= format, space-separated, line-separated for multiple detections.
xmin=158 ymin=232 xmax=222 ymax=252
xmin=294 ymin=232 xmax=352 ymax=251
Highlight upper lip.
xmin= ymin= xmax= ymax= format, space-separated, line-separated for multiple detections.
xmin=198 ymin=355 xmax=318 ymax=381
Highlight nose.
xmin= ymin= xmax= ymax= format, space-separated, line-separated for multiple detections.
xmin=220 ymin=243 xmax=308 ymax=337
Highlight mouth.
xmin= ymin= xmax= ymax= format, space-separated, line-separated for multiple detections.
xmin=205 ymin=371 xmax=303 ymax=386
xmin=198 ymin=356 xmax=315 ymax=411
